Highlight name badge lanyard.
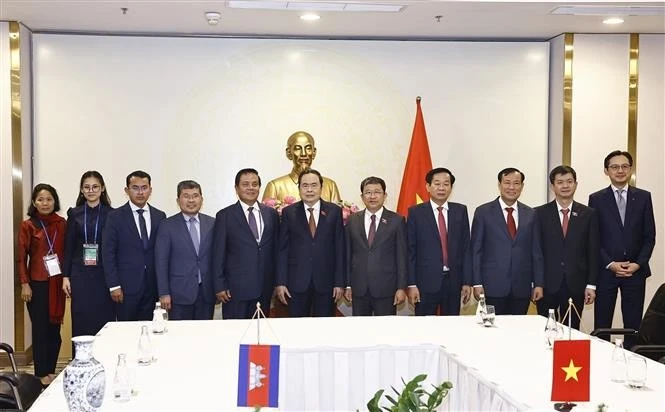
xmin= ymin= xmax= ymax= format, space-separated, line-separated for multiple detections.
xmin=84 ymin=204 xmax=101 ymax=245
xmin=39 ymin=220 xmax=57 ymax=255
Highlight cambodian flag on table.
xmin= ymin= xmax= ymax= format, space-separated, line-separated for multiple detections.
xmin=237 ymin=344 xmax=280 ymax=408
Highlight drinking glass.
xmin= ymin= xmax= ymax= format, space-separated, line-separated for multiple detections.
xmin=626 ymin=356 xmax=647 ymax=388
xmin=481 ymin=305 xmax=496 ymax=327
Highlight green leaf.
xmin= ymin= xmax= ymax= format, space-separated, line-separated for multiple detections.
xmin=385 ymin=395 xmax=398 ymax=406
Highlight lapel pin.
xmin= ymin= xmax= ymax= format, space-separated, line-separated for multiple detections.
xmin=321 ymin=210 xmax=327 ymax=217
xmin=381 ymin=218 xmax=388 ymax=224
xmin=572 ymin=211 xmax=578 ymax=217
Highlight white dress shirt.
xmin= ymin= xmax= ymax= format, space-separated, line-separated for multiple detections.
xmin=364 ymin=207 xmax=384 ymax=238
xmin=240 ymin=201 xmax=263 ymax=241
xmin=129 ymin=202 xmax=152 ymax=238
xmin=498 ymin=197 xmax=518 ymax=229
xmin=303 ymin=201 xmax=321 ymax=226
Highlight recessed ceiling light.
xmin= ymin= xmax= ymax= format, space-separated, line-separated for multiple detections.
xmin=603 ymin=17 xmax=625 ymax=25
xmin=300 ymin=13 xmax=321 ymax=21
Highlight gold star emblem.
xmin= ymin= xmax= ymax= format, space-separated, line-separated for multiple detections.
xmin=561 ymin=359 xmax=583 ymax=382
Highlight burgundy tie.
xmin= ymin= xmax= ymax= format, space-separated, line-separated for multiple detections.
xmin=505 ymin=207 xmax=517 ymax=240
xmin=561 ymin=208 xmax=569 ymax=237
xmin=368 ymin=214 xmax=377 ymax=247
xmin=437 ymin=207 xmax=449 ymax=267
xmin=308 ymin=207 xmax=316 ymax=238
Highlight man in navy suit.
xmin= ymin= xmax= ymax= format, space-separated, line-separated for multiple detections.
xmin=103 ymin=170 xmax=166 ymax=321
xmin=155 ymin=180 xmax=216 ymax=320
xmin=588 ymin=150 xmax=655 ymax=344
xmin=536 ymin=166 xmax=599 ymax=330
xmin=471 ymin=167 xmax=544 ymax=315
xmin=276 ymin=169 xmax=345 ymax=317
xmin=344 ymin=176 xmax=407 ymax=316
xmin=213 ymin=168 xmax=280 ymax=319
xmin=407 ymin=168 xmax=472 ymax=316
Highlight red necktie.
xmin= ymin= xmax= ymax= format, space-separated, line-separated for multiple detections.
xmin=437 ymin=206 xmax=449 ymax=267
xmin=368 ymin=214 xmax=376 ymax=247
xmin=561 ymin=208 xmax=569 ymax=237
xmin=307 ymin=207 xmax=316 ymax=238
xmin=505 ymin=207 xmax=517 ymax=240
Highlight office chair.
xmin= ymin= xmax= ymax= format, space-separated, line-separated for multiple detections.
xmin=0 ymin=343 xmax=43 ymax=411
xmin=591 ymin=283 xmax=665 ymax=361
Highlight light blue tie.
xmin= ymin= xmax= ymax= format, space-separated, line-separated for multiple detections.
xmin=616 ymin=189 xmax=626 ymax=225
xmin=188 ymin=217 xmax=201 ymax=283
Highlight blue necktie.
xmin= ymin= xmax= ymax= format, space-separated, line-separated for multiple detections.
xmin=616 ymin=189 xmax=626 ymax=225
xmin=247 ymin=207 xmax=259 ymax=241
xmin=137 ymin=209 xmax=149 ymax=250
xmin=188 ymin=217 xmax=201 ymax=283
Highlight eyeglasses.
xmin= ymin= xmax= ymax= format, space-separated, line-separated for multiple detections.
xmin=608 ymin=164 xmax=631 ymax=171
xmin=129 ymin=185 xmax=150 ymax=193
xmin=363 ymin=191 xmax=384 ymax=197
xmin=82 ymin=185 xmax=101 ymax=193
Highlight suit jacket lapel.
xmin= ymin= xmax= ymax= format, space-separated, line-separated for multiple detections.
xmin=425 ymin=204 xmax=441 ymax=243
xmin=179 ymin=215 xmax=198 ymax=256
xmin=624 ymin=186 xmax=637 ymax=229
xmin=605 ymin=186 xmax=624 ymax=228
xmin=233 ymin=202 xmax=257 ymax=242
xmin=355 ymin=211 xmax=369 ymax=248
xmin=492 ymin=200 xmax=512 ymax=241
xmin=123 ymin=203 xmax=142 ymax=244
xmin=258 ymin=204 xmax=272 ymax=246
xmin=548 ymin=201 xmax=564 ymax=240
xmin=199 ymin=215 xmax=213 ymax=251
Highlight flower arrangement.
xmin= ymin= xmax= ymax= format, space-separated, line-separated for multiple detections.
xmin=262 ymin=195 xmax=297 ymax=216
xmin=337 ymin=200 xmax=360 ymax=226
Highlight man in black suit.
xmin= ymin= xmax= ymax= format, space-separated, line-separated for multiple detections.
xmin=407 ymin=168 xmax=472 ymax=316
xmin=103 ymin=170 xmax=166 ymax=321
xmin=344 ymin=176 xmax=407 ymax=316
xmin=536 ymin=165 xmax=599 ymax=329
xmin=588 ymin=150 xmax=656 ymax=344
xmin=276 ymin=169 xmax=345 ymax=317
xmin=213 ymin=169 xmax=280 ymax=319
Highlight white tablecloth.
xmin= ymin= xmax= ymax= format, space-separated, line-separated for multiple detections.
xmin=29 ymin=316 xmax=664 ymax=411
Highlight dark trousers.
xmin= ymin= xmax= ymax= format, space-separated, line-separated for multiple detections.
xmin=486 ymin=293 xmax=530 ymax=316
xmin=289 ymin=283 xmax=334 ymax=317
xmin=26 ymin=281 xmax=62 ymax=378
xmin=352 ymin=292 xmax=395 ymax=316
xmin=171 ymin=284 xmax=215 ymax=320
xmin=115 ymin=287 xmax=156 ymax=321
xmin=223 ymin=292 xmax=272 ymax=320
xmin=594 ymin=271 xmax=646 ymax=348
xmin=70 ymin=270 xmax=115 ymax=338
xmin=415 ymin=275 xmax=461 ymax=316
xmin=537 ymin=278 xmax=585 ymax=330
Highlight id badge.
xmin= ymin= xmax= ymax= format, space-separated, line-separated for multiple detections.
xmin=83 ymin=243 xmax=99 ymax=266
xmin=43 ymin=254 xmax=62 ymax=277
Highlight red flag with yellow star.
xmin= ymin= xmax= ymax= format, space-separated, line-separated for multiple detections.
xmin=551 ymin=340 xmax=590 ymax=401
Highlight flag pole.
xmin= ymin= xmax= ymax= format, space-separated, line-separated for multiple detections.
xmin=568 ymin=298 xmax=572 ymax=340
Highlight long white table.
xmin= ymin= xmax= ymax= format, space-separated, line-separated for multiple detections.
xmin=29 ymin=316 xmax=664 ymax=411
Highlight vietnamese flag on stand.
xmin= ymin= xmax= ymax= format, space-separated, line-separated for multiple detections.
xmin=397 ymin=96 xmax=434 ymax=217
xmin=551 ymin=340 xmax=590 ymax=402
xmin=237 ymin=344 xmax=280 ymax=408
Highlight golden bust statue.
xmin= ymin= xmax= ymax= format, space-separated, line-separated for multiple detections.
xmin=262 ymin=131 xmax=341 ymax=203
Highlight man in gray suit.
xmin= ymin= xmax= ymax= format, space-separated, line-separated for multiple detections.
xmin=471 ymin=168 xmax=544 ymax=315
xmin=155 ymin=180 xmax=216 ymax=320
xmin=344 ymin=176 xmax=407 ymax=316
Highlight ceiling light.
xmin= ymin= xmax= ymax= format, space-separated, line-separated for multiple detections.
xmin=205 ymin=11 xmax=221 ymax=25
xmin=300 ymin=13 xmax=321 ymax=21
xmin=551 ymin=6 xmax=664 ymax=16
xmin=227 ymin=1 xmax=407 ymax=13
xmin=603 ymin=17 xmax=625 ymax=25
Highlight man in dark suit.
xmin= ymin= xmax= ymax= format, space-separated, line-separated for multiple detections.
xmin=344 ymin=176 xmax=407 ymax=316
xmin=588 ymin=150 xmax=656 ymax=344
xmin=471 ymin=167 xmax=544 ymax=315
xmin=276 ymin=169 xmax=345 ymax=317
xmin=536 ymin=165 xmax=599 ymax=329
xmin=213 ymin=168 xmax=280 ymax=319
xmin=103 ymin=170 xmax=166 ymax=321
xmin=406 ymin=168 xmax=472 ymax=316
xmin=155 ymin=180 xmax=216 ymax=320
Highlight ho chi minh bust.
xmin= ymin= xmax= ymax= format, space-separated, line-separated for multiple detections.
xmin=262 ymin=131 xmax=341 ymax=203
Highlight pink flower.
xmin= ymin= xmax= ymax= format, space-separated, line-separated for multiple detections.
xmin=263 ymin=198 xmax=277 ymax=208
xmin=283 ymin=195 xmax=297 ymax=205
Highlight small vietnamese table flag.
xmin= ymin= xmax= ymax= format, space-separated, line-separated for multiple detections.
xmin=238 ymin=344 xmax=280 ymax=408
xmin=551 ymin=340 xmax=590 ymax=402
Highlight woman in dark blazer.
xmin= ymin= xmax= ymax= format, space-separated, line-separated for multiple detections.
xmin=18 ymin=183 xmax=67 ymax=386
xmin=62 ymin=171 xmax=115 ymax=343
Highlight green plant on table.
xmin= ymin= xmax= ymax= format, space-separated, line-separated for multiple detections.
xmin=365 ymin=374 xmax=453 ymax=412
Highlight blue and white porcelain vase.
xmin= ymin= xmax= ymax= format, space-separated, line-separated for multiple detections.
xmin=63 ymin=335 xmax=106 ymax=411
